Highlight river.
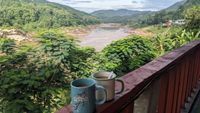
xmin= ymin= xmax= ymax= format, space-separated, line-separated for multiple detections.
xmin=78 ymin=24 xmax=131 ymax=51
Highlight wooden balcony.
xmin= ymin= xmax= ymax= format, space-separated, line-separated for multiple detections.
xmin=57 ymin=39 xmax=200 ymax=113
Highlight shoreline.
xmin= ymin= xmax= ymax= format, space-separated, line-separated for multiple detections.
xmin=66 ymin=23 xmax=154 ymax=39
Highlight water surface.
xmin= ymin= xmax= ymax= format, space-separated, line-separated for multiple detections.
xmin=79 ymin=24 xmax=130 ymax=51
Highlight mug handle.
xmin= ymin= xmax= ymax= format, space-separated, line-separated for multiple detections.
xmin=115 ymin=78 xmax=125 ymax=94
xmin=95 ymin=85 xmax=107 ymax=105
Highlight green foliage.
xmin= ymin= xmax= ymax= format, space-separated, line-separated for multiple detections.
xmin=0 ymin=32 xmax=96 ymax=113
xmin=152 ymin=30 xmax=200 ymax=54
xmin=0 ymin=38 xmax=16 ymax=55
xmin=98 ymin=36 xmax=157 ymax=75
xmin=184 ymin=5 xmax=200 ymax=30
xmin=0 ymin=0 xmax=99 ymax=30
xmin=1 ymin=29 xmax=199 ymax=113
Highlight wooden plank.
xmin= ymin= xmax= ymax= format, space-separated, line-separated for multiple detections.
xmin=189 ymin=53 xmax=195 ymax=98
xmin=198 ymin=50 xmax=200 ymax=79
xmin=157 ymin=73 xmax=169 ymax=113
xmin=193 ymin=52 xmax=198 ymax=86
xmin=176 ymin=62 xmax=185 ymax=113
xmin=172 ymin=64 xmax=181 ymax=113
xmin=184 ymin=56 xmax=190 ymax=105
xmin=181 ymin=58 xmax=188 ymax=107
xmin=147 ymin=79 xmax=160 ymax=113
xmin=197 ymin=50 xmax=200 ymax=79
xmin=165 ymin=69 xmax=176 ymax=113
xmin=198 ymin=51 xmax=200 ymax=79
xmin=190 ymin=52 xmax=196 ymax=89
xmin=186 ymin=55 xmax=193 ymax=99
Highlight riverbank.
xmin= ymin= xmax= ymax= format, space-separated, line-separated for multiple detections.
xmin=0 ymin=24 xmax=155 ymax=53
xmin=68 ymin=23 xmax=154 ymax=51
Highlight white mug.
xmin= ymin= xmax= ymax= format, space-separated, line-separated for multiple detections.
xmin=92 ymin=71 xmax=124 ymax=101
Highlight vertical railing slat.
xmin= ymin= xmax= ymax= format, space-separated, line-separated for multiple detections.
xmin=157 ymin=73 xmax=169 ymax=113
xmin=181 ymin=58 xmax=188 ymax=107
xmin=165 ymin=69 xmax=176 ymax=113
xmin=198 ymin=50 xmax=200 ymax=79
xmin=172 ymin=66 xmax=180 ymax=113
xmin=191 ymin=51 xmax=196 ymax=90
xmin=194 ymin=51 xmax=198 ymax=86
xmin=187 ymin=55 xmax=192 ymax=99
xmin=176 ymin=63 xmax=184 ymax=113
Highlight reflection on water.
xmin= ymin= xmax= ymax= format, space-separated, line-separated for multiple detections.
xmin=79 ymin=24 xmax=130 ymax=51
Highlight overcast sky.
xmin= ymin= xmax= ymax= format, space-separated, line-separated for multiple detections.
xmin=47 ymin=0 xmax=183 ymax=13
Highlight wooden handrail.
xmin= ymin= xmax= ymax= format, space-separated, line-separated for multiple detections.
xmin=57 ymin=39 xmax=200 ymax=113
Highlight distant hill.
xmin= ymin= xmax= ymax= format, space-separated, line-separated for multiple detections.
xmin=128 ymin=0 xmax=200 ymax=26
xmin=91 ymin=0 xmax=199 ymax=25
xmin=91 ymin=9 xmax=152 ymax=23
xmin=92 ymin=9 xmax=144 ymax=17
xmin=0 ymin=0 xmax=99 ymax=30
xmin=183 ymin=0 xmax=200 ymax=8
xmin=164 ymin=0 xmax=186 ymax=12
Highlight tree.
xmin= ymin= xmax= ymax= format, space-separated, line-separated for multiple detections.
xmin=0 ymin=0 xmax=99 ymax=30
xmin=184 ymin=5 xmax=200 ymax=30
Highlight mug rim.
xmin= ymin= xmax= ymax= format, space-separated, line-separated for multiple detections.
xmin=71 ymin=78 xmax=96 ymax=89
xmin=92 ymin=71 xmax=116 ymax=81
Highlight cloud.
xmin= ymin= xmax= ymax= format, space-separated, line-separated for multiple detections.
xmin=141 ymin=0 xmax=183 ymax=10
xmin=132 ymin=0 xmax=138 ymax=3
xmin=61 ymin=0 xmax=92 ymax=4
xmin=47 ymin=0 xmax=184 ymax=12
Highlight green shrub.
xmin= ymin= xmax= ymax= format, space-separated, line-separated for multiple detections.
xmin=184 ymin=5 xmax=200 ymax=31
xmin=98 ymin=36 xmax=157 ymax=76
xmin=0 ymin=38 xmax=16 ymax=55
xmin=152 ymin=30 xmax=200 ymax=54
xmin=0 ymin=32 xmax=96 ymax=113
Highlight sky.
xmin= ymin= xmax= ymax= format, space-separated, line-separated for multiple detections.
xmin=47 ymin=0 xmax=184 ymax=13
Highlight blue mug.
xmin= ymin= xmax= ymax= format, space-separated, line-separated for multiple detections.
xmin=71 ymin=78 xmax=107 ymax=113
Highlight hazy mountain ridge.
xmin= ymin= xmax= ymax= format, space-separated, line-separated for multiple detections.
xmin=92 ymin=9 xmax=147 ymax=17
xmin=91 ymin=9 xmax=152 ymax=23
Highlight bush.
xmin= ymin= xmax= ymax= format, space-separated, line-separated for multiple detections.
xmin=98 ymin=36 xmax=157 ymax=76
xmin=184 ymin=5 xmax=200 ymax=31
xmin=0 ymin=38 xmax=16 ymax=55
xmin=0 ymin=32 xmax=95 ymax=113
xmin=152 ymin=29 xmax=200 ymax=54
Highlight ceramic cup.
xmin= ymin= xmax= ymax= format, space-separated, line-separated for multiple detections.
xmin=71 ymin=78 xmax=107 ymax=113
xmin=92 ymin=71 xmax=124 ymax=101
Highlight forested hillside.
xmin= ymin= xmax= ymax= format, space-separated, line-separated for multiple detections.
xmin=136 ymin=0 xmax=200 ymax=26
xmin=91 ymin=0 xmax=200 ymax=27
xmin=0 ymin=0 xmax=99 ymax=30
xmin=164 ymin=0 xmax=186 ymax=12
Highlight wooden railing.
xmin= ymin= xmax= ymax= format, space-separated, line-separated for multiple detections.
xmin=57 ymin=39 xmax=200 ymax=113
